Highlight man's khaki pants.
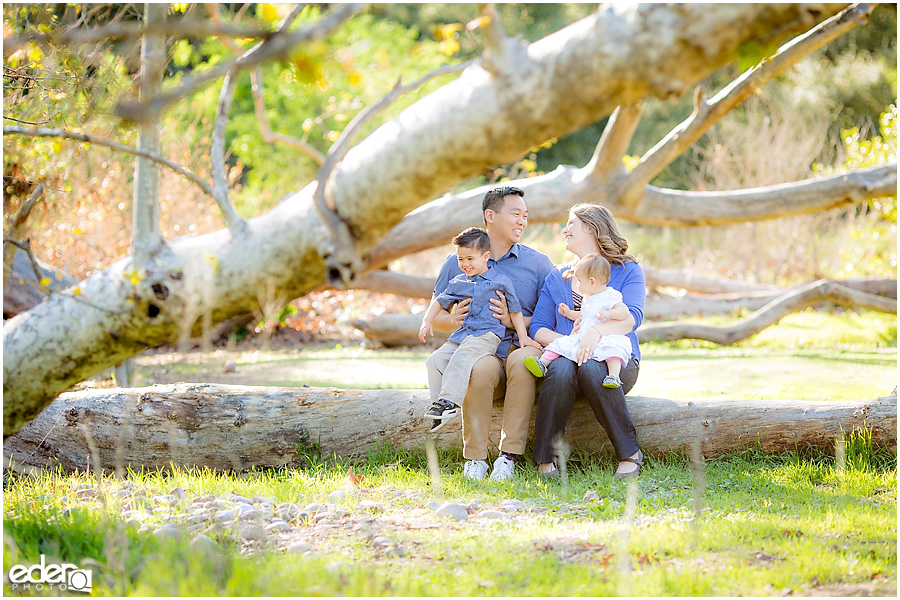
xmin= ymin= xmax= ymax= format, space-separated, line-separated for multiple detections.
xmin=460 ymin=345 xmax=542 ymax=460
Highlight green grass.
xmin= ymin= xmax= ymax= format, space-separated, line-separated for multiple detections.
xmin=3 ymin=443 xmax=896 ymax=596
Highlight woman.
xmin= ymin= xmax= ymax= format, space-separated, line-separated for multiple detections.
xmin=528 ymin=203 xmax=645 ymax=478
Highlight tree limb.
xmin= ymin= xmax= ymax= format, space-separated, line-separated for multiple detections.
xmin=587 ymin=102 xmax=645 ymax=180
xmin=210 ymin=69 xmax=248 ymax=235
xmin=250 ymin=67 xmax=325 ymax=165
xmin=3 ymin=21 xmax=287 ymax=55
xmin=638 ymin=280 xmax=897 ymax=344
xmin=131 ymin=3 xmax=166 ymax=267
xmin=2 ymin=183 xmax=44 ymax=275
xmin=363 ymin=161 xmax=897 ymax=269
xmin=315 ymin=60 xmax=474 ymax=286
xmin=115 ymin=4 xmax=363 ymax=122
xmin=621 ymin=3 xmax=874 ymax=197
xmin=3 ymin=126 xmax=215 ymax=199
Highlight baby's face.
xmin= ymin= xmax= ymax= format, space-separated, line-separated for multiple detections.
xmin=457 ymin=246 xmax=491 ymax=277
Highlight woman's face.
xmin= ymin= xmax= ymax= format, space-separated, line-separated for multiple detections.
xmin=563 ymin=215 xmax=598 ymax=258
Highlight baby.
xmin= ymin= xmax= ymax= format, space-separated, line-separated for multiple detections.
xmin=524 ymin=253 xmax=631 ymax=388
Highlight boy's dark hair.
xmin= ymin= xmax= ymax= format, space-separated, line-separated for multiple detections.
xmin=482 ymin=186 xmax=525 ymax=215
xmin=452 ymin=227 xmax=491 ymax=255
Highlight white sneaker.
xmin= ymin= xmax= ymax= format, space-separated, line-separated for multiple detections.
xmin=490 ymin=455 xmax=516 ymax=481
xmin=462 ymin=460 xmax=489 ymax=481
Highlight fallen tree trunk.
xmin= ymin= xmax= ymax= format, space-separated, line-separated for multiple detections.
xmin=4 ymin=383 xmax=895 ymax=474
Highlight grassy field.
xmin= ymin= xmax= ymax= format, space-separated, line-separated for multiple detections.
xmin=4 ymin=309 xmax=896 ymax=596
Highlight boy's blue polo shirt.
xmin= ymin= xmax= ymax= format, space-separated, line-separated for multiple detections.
xmin=434 ymin=243 xmax=554 ymax=358
xmin=435 ymin=269 xmax=522 ymax=340
xmin=529 ymin=261 xmax=645 ymax=361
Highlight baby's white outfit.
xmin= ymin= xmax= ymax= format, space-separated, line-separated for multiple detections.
xmin=545 ymin=287 xmax=632 ymax=365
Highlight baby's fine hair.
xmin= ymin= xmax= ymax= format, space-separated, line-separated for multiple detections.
xmin=565 ymin=253 xmax=610 ymax=284
xmin=452 ymin=227 xmax=491 ymax=255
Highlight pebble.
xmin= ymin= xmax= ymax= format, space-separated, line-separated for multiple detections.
xmin=425 ymin=501 xmax=441 ymax=511
xmin=230 ymin=494 xmax=254 ymax=505
xmin=582 ymin=490 xmax=600 ymax=502
xmin=253 ymin=495 xmax=274 ymax=505
xmin=435 ymin=502 xmax=469 ymax=521
xmin=223 ymin=360 xmax=237 ymax=373
xmin=190 ymin=534 xmax=218 ymax=553
xmin=499 ymin=499 xmax=527 ymax=512
xmin=153 ymin=525 xmax=184 ymax=540
xmin=371 ymin=536 xmax=392 ymax=548
xmin=326 ymin=490 xmax=346 ymax=503
xmin=467 ymin=499 xmax=481 ymax=511
xmin=358 ymin=500 xmax=385 ymax=512
xmin=286 ymin=540 xmax=311 ymax=554
xmin=234 ymin=505 xmax=262 ymax=520
xmin=169 ymin=487 xmax=187 ymax=499
xmin=305 ymin=503 xmax=327 ymax=514
xmin=215 ymin=509 xmax=235 ymax=523
xmin=266 ymin=521 xmax=291 ymax=533
xmin=192 ymin=494 xmax=215 ymax=504
xmin=187 ymin=515 xmax=209 ymax=525
xmin=239 ymin=525 xmax=266 ymax=541
xmin=478 ymin=510 xmax=510 ymax=520
xmin=314 ymin=512 xmax=334 ymax=522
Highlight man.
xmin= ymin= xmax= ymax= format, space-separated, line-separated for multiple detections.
xmin=430 ymin=186 xmax=553 ymax=480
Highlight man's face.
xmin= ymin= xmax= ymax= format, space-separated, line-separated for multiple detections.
xmin=485 ymin=195 xmax=528 ymax=245
xmin=457 ymin=247 xmax=491 ymax=277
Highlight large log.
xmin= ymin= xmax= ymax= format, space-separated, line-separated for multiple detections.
xmin=4 ymin=383 xmax=895 ymax=474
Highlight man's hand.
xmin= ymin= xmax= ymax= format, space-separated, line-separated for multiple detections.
xmin=489 ymin=290 xmax=513 ymax=329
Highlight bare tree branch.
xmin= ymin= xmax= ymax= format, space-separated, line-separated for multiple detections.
xmin=475 ymin=3 xmax=525 ymax=74
xmin=2 ymin=183 xmax=45 ymax=276
xmin=4 ymin=126 xmax=215 ymax=199
xmin=639 ymin=280 xmax=897 ymax=344
xmin=131 ymin=3 xmax=167 ymax=267
xmin=586 ymin=102 xmax=645 ymax=180
xmin=115 ymin=3 xmax=363 ymax=122
xmin=315 ymin=59 xmax=475 ymax=286
xmin=3 ymin=21 xmax=284 ymax=55
xmin=621 ymin=3 xmax=875 ymax=199
xmin=210 ymin=69 xmax=247 ymax=235
xmin=250 ymin=67 xmax=325 ymax=165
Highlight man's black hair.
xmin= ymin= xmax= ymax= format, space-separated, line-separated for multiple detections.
xmin=482 ymin=186 xmax=525 ymax=215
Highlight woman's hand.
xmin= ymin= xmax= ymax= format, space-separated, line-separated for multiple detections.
xmin=576 ymin=326 xmax=601 ymax=366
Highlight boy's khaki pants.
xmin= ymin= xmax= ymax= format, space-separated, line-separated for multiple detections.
xmin=459 ymin=345 xmax=542 ymax=461
xmin=425 ymin=332 xmax=501 ymax=405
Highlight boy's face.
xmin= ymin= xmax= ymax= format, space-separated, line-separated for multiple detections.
xmin=457 ymin=246 xmax=491 ymax=277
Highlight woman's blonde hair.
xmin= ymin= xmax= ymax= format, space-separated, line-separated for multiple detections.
xmin=570 ymin=203 xmax=636 ymax=265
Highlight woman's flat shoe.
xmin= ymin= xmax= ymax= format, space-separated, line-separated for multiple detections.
xmin=613 ymin=450 xmax=643 ymax=479
xmin=538 ymin=464 xmax=560 ymax=478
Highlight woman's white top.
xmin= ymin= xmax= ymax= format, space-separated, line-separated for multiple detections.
xmin=545 ymin=287 xmax=633 ymax=365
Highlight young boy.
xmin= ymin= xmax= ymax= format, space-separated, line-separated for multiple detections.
xmin=419 ymin=227 xmax=541 ymax=432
